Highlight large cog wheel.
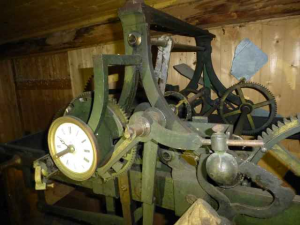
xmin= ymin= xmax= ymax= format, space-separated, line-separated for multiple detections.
xmin=219 ymin=81 xmax=277 ymax=135
xmin=250 ymin=114 xmax=300 ymax=176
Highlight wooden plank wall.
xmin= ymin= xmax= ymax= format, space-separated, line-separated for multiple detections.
xmin=68 ymin=41 xmax=124 ymax=97
xmin=13 ymin=53 xmax=73 ymax=134
xmin=0 ymin=60 xmax=23 ymax=142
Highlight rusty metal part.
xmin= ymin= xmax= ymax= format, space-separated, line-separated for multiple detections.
xmin=153 ymin=36 xmax=173 ymax=94
xmin=118 ymin=172 xmax=136 ymax=224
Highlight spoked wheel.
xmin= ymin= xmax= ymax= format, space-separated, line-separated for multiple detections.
xmin=219 ymin=81 xmax=277 ymax=135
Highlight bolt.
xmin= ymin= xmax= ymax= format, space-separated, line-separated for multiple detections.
xmin=162 ymin=151 xmax=172 ymax=162
xmin=66 ymin=105 xmax=73 ymax=113
xmin=242 ymin=180 xmax=249 ymax=187
xmin=121 ymin=185 xmax=127 ymax=191
xmin=212 ymin=124 xmax=225 ymax=133
xmin=186 ymin=194 xmax=197 ymax=204
xmin=79 ymin=97 xmax=87 ymax=102
xmin=47 ymin=183 xmax=55 ymax=188
xmin=128 ymin=32 xmax=141 ymax=47
xmin=261 ymin=147 xmax=267 ymax=152
xmin=226 ymin=131 xmax=231 ymax=138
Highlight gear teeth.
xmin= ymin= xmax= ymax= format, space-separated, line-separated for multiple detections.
xmin=108 ymin=99 xmax=129 ymax=124
xmin=290 ymin=116 xmax=297 ymax=121
xmin=257 ymin=136 xmax=263 ymax=140
xmin=262 ymin=132 xmax=268 ymax=138
xmin=271 ymin=124 xmax=278 ymax=131
xmin=221 ymin=81 xmax=277 ymax=135
xmin=83 ymin=75 xmax=94 ymax=92
xmin=266 ymin=128 xmax=272 ymax=135
xmin=120 ymin=107 xmax=129 ymax=124
xmin=283 ymin=118 xmax=290 ymax=124
xmin=297 ymin=113 xmax=300 ymax=119
xmin=277 ymin=121 xmax=284 ymax=127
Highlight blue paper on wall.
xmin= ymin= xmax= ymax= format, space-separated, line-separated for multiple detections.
xmin=231 ymin=38 xmax=268 ymax=81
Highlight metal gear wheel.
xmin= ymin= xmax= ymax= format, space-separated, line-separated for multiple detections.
xmin=164 ymin=91 xmax=193 ymax=120
xmin=250 ymin=114 xmax=300 ymax=176
xmin=83 ymin=75 xmax=94 ymax=92
xmin=219 ymin=81 xmax=277 ymax=135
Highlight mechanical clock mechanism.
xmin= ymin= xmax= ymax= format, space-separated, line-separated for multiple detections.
xmin=36 ymin=92 xmax=131 ymax=183
xmin=31 ymin=1 xmax=300 ymax=224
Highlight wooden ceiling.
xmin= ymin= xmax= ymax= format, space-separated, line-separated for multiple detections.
xmin=0 ymin=0 xmax=300 ymax=58
xmin=0 ymin=0 xmax=182 ymax=45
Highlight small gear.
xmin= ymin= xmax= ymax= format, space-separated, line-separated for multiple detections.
xmin=107 ymin=97 xmax=129 ymax=126
xmin=251 ymin=114 xmax=300 ymax=176
xmin=164 ymin=91 xmax=192 ymax=120
xmin=104 ymin=145 xmax=137 ymax=181
xmin=219 ymin=81 xmax=277 ymax=135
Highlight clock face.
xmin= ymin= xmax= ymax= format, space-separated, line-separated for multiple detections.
xmin=48 ymin=116 xmax=99 ymax=181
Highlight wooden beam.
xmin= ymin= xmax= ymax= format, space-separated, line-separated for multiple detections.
xmin=15 ymin=79 xmax=71 ymax=90
xmin=1 ymin=0 xmax=300 ymax=58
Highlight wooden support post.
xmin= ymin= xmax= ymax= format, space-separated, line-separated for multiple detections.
xmin=141 ymin=141 xmax=159 ymax=225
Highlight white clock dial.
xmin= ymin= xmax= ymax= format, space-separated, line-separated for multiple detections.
xmin=54 ymin=123 xmax=94 ymax=173
xmin=48 ymin=116 xmax=98 ymax=181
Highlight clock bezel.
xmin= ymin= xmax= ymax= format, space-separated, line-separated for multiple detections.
xmin=48 ymin=116 xmax=99 ymax=181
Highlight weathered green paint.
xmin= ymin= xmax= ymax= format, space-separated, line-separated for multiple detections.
xmin=89 ymin=54 xmax=141 ymax=131
xmin=141 ymin=141 xmax=159 ymax=225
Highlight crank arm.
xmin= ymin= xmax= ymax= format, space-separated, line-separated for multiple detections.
xmin=197 ymin=155 xmax=295 ymax=220
xmin=236 ymin=161 xmax=295 ymax=218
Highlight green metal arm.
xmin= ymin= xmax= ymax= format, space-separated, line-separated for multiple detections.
xmin=88 ymin=54 xmax=141 ymax=132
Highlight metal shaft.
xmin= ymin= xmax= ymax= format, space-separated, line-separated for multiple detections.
xmin=202 ymin=139 xmax=264 ymax=147
xmin=151 ymin=39 xmax=205 ymax=52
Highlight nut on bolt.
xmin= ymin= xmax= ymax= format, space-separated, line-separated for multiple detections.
xmin=128 ymin=32 xmax=141 ymax=47
xmin=212 ymin=124 xmax=225 ymax=133
xmin=124 ymin=117 xmax=151 ymax=139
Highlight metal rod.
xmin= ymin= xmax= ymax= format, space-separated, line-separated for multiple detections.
xmin=227 ymin=139 xmax=264 ymax=147
xmin=151 ymin=39 xmax=205 ymax=52
xmin=151 ymin=39 xmax=168 ymax=47
xmin=202 ymin=139 xmax=264 ymax=147
xmin=172 ymin=44 xmax=205 ymax=52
